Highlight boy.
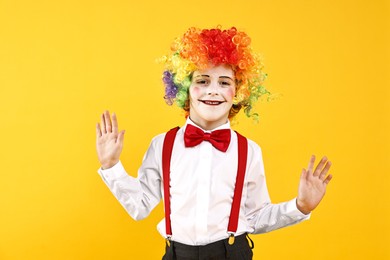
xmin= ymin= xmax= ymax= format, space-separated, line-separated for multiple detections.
xmin=96 ymin=27 xmax=332 ymax=260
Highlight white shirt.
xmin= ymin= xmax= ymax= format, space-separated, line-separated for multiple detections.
xmin=98 ymin=118 xmax=310 ymax=245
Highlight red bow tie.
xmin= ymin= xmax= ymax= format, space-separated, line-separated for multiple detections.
xmin=184 ymin=124 xmax=231 ymax=152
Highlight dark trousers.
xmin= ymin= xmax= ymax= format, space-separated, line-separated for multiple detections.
xmin=162 ymin=233 xmax=254 ymax=260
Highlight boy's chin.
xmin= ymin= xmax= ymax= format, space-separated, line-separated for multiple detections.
xmin=196 ymin=115 xmax=229 ymax=125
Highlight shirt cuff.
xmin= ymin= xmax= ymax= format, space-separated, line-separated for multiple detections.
xmin=287 ymin=198 xmax=311 ymax=219
xmin=97 ymin=161 xmax=128 ymax=180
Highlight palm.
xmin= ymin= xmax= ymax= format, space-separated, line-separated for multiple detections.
xmin=296 ymin=156 xmax=332 ymax=214
xmin=96 ymin=111 xmax=125 ymax=169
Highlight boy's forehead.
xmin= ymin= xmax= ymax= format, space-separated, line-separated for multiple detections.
xmin=193 ymin=64 xmax=235 ymax=78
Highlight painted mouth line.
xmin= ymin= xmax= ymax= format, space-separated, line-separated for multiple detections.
xmin=200 ymin=100 xmax=225 ymax=105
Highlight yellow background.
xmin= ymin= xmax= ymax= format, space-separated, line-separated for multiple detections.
xmin=0 ymin=0 xmax=388 ymax=259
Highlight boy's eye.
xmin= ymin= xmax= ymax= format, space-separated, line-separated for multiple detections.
xmin=196 ymin=80 xmax=208 ymax=84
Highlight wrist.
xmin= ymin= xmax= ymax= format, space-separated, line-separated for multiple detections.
xmin=101 ymin=160 xmax=119 ymax=170
xmin=296 ymin=199 xmax=311 ymax=215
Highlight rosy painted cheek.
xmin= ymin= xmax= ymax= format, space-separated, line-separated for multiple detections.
xmin=190 ymin=86 xmax=203 ymax=98
xmin=225 ymin=88 xmax=235 ymax=99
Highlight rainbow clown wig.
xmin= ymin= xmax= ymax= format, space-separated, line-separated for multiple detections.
xmin=160 ymin=26 xmax=270 ymax=121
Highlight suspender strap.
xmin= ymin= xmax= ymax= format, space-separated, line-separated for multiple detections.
xmin=227 ymin=131 xmax=248 ymax=234
xmin=162 ymin=128 xmax=248 ymax=238
xmin=162 ymin=126 xmax=180 ymax=237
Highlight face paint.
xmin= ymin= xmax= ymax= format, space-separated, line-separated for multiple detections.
xmin=189 ymin=64 xmax=236 ymax=130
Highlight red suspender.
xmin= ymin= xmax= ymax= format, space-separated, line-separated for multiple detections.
xmin=162 ymin=128 xmax=248 ymax=239
xmin=162 ymin=127 xmax=180 ymax=237
xmin=227 ymin=131 xmax=248 ymax=234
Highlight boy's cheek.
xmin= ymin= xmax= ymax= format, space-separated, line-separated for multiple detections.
xmin=226 ymin=88 xmax=235 ymax=99
xmin=190 ymin=86 xmax=202 ymax=97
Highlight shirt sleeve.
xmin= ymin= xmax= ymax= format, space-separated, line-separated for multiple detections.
xmin=244 ymin=141 xmax=310 ymax=234
xmin=97 ymin=136 xmax=163 ymax=221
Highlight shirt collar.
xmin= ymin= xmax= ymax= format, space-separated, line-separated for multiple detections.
xmin=185 ymin=117 xmax=231 ymax=132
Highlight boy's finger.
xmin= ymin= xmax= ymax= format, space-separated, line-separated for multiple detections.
xmin=314 ymin=156 xmax=328 ymax=177
xmin=112 ymin=112 xmax=118 ymax=133
xmin=324 ymin=174 xmax=333 ymax=185
xmin=118 ymin=130 xmax=125 ymax=144
xmin=307 ymin=155 xmax=315 ymax=174
xmin=319 ymin=161 xmax=332 ymax=180
xmin=96 ymin=123 xmax=102 ymax=138
xmin=101 ymin=113 xmax=106 ymax=133
xmin=300 ymin=169 xmax=308 ymax=181
xmin=104 ymin=110 xmax=112 ymax=133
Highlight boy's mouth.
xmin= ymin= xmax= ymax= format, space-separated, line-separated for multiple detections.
xmin=200 ymin=100 xmax=225 ymax=106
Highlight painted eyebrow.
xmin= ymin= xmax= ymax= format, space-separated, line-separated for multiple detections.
xmin=194 ymin=75 xmax=234 ymax=81
xmin=219 ymin=76 xmax=234 ymax=81
xmin=194 ymin=75 xmax=210 ymax=78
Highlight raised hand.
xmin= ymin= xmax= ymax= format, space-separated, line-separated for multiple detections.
xmin=296 ymin=155 xmax=333 ymax=214
xmin=96 ymin=110 xmax=125 ymax=169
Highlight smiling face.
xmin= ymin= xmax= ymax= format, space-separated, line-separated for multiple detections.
xmin=188 ymin=64 xmax=236 ymax=130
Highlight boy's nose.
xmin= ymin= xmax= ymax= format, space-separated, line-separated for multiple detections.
xmin=207 ymin=82 xmax=219 ymax=95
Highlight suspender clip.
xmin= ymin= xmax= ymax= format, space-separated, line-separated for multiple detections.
xmin=166 ymin=236 xmax=172 ymax=247
xmin=228 ymin=232 xmax=235 ymax=245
